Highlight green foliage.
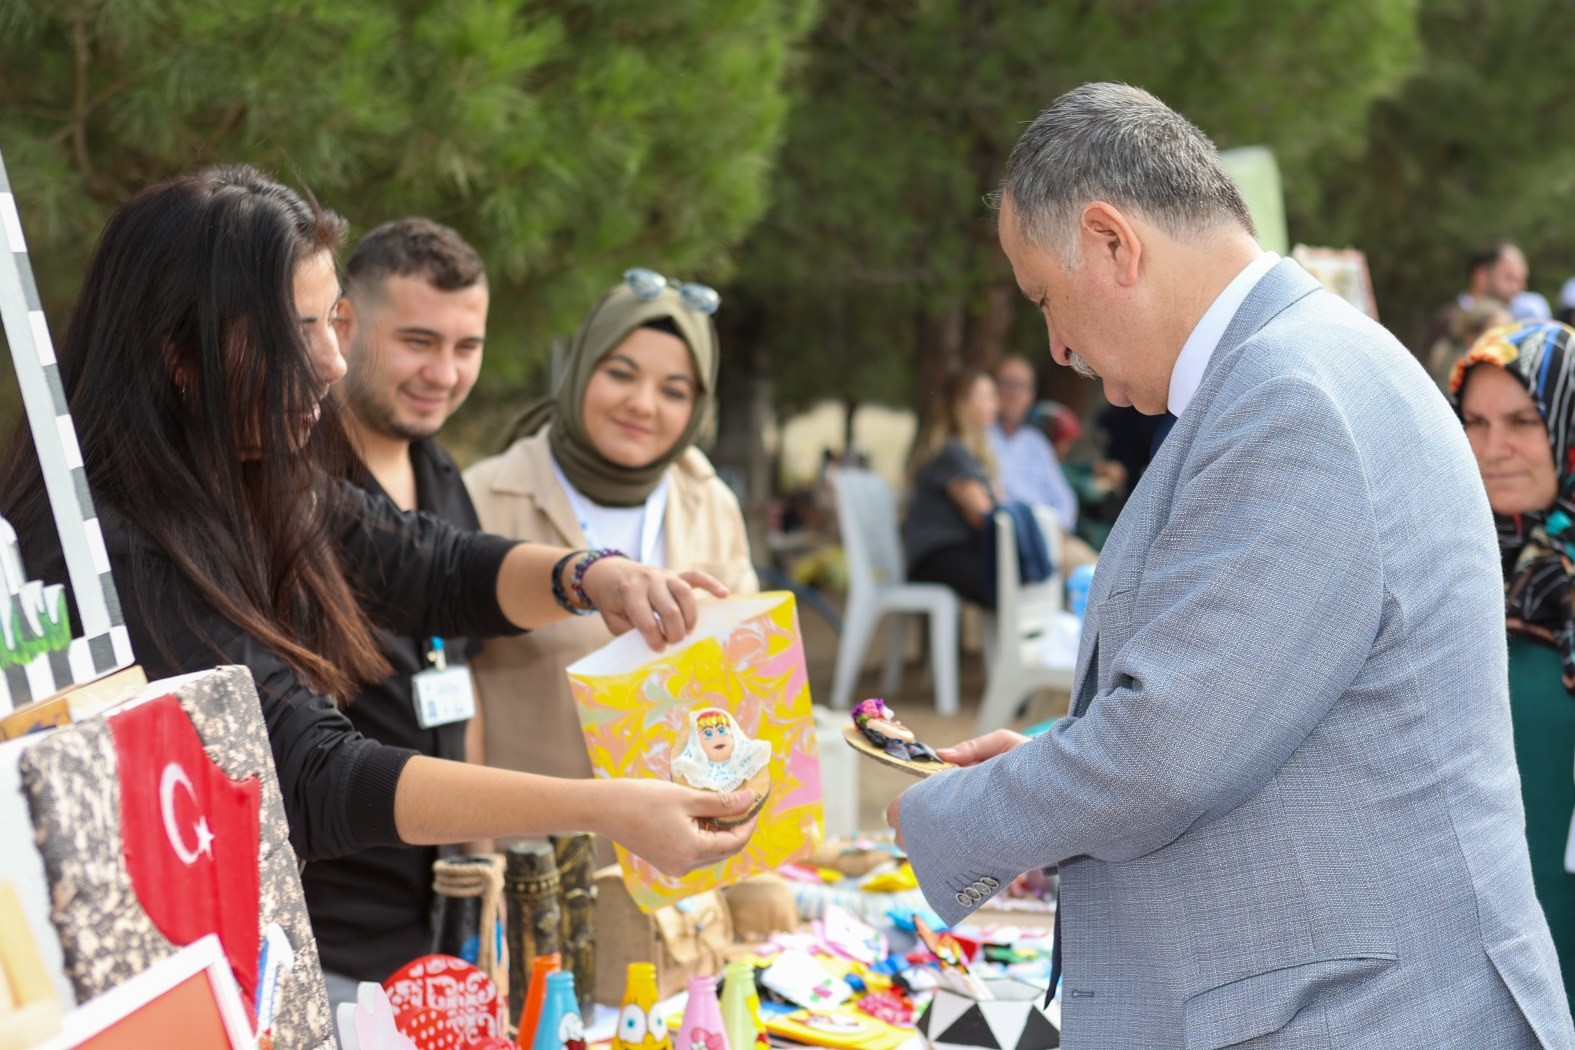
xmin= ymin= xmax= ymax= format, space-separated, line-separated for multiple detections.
xmin=1 ymin=587 xmax=71 ymax=670
xmin=0 ymin=0 xmax=818 ymax=389
xmin=1295 ymin=0 xmax=1575 ymax=348
xmin=728 ymin=0 xmax=1421 ymax=413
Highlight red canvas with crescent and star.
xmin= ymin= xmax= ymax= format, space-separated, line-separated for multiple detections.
xmin=107 ymin=694 xmax=263 ymax=1012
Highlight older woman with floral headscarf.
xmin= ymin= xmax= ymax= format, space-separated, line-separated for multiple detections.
xmin=1452 ymin=319 xmax=1575 ymax=1000
xmin=464 ymin=271 xmax=757 ymax=848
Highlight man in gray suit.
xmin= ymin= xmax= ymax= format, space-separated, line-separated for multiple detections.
xmin=888 ymin=83 xmax=1575 ymax=1047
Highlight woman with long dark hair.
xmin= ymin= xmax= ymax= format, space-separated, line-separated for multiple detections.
xmin=0 ymin=165 xmax=755 ymax=874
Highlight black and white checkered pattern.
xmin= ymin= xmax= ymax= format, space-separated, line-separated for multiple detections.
xmin=0 ymin=150 xmax=132 ymax=712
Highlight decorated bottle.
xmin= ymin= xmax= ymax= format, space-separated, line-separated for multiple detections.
xmin=612 ymin=962 xmax=671 ymax=1050
xmin=551 ymin=832 xmax=597 ymax=1015
xmin=674 ymin=975 xmax=729 ymax=1050
xmin=518 ymin=952 xmax=561 ymax=1049
xmin=531 ymin=970 xmax=584 ymax=1050
xmin=720 ymin=962 xmax=766 ymax=1050
xmin=506 ymin=843 xmax=562 ymax=1028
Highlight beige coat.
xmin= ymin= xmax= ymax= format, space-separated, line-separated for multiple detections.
xmin=463 ymin=427 xmax=758 ymax=786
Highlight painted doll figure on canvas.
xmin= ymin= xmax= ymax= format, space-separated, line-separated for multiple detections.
xmin=669 ymin=707 xmax=772 ymax=826
xmin=851 ymin=699 xmax=943 ymax=763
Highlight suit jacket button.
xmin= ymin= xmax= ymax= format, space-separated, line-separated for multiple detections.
xmin=966 ymin=886 xmax=983 ymax=901
xmin=982 ymin=877 xmax=999 ymax=889
xmin=956 ymin=892 xmax=972 ymax=906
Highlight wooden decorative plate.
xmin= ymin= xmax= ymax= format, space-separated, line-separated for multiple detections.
xmin=841 ymin=724 xmax=956 ymax=778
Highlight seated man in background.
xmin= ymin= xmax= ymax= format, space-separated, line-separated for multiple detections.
xmin=987 ymin=355 xmax=1096 ymax=568
xmin=305 ymin=217 xmax=491 ymax=1007
xmin=987 ymin=355 xmax=1078 ymax=531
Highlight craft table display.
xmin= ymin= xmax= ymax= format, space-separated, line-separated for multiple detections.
xmin=3 ymin=665 xmax=333 ymax=1049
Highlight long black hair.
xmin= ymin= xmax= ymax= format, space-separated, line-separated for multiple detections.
xmin=0 ymin=165 xmax=389 ymax=703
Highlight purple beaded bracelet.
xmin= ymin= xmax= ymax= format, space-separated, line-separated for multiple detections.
xmin=568 ymin=548 xmax=626 ymax=612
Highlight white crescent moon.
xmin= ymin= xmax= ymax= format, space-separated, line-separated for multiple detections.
xmin=159 ymin=762 xmax=213 ymax=865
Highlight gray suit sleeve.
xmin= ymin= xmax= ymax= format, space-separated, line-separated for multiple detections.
xmin=901 ymin=376 xmax=1387 ymax=925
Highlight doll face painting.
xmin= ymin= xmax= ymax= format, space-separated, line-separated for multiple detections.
xmin=698 ymin=711 xmax=736 ymax=762
xmin=668 ymin=705 xmax=773 ymax=827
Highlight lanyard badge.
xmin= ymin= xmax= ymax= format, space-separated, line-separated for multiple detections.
xmin=412 ymin=637 xmax=478 ymax=728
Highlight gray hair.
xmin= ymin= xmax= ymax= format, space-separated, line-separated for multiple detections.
xmin=998 ymin=82 xmax=1255 ymax=261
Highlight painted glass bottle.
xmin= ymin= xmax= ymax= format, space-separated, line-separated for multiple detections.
xmin=720 ymin=962 xmax=766 ymax=1050
xmin=612 ymin=962 xmax=672 ymax=1050
xmin=531 ymin=970 xmax=584 ymax=1050
xmin=674 ymin=975 xmax=729 ymax=1050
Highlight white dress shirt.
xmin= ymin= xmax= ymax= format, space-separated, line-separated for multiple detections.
xmin=1167 ymin=252 xmax=1280 ymax=418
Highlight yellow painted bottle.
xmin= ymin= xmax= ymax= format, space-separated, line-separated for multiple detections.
xmin=612 ymin=962 xmax=671 ymax=1050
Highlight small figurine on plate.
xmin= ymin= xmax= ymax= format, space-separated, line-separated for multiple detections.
xmin=670 ymin=706 xmax=772 ymax=827
xmin=841 ymin=698 xmax=955 ymax=778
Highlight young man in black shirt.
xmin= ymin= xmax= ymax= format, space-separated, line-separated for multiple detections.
xmin=308 ymin=217 xmax=491 ymax=1006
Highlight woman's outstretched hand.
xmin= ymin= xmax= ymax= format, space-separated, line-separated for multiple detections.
xmin=600 ymin=779 xmax=759 ymax=876
xmin=581 ymin=559 xmax=729 ymax=648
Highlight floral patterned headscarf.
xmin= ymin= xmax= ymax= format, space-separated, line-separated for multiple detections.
xmin=1450 ymin=321 xmax=1575 ymax=691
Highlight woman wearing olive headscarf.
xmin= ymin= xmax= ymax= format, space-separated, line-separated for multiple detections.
xmin=464 ymin=272 xmax=757 ymax=837
xmin=1453 ymin=319 xmax=1575 ymax=1002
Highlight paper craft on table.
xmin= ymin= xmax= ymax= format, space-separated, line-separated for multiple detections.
xmin=568 ymin=592 xmax=823 ymax=912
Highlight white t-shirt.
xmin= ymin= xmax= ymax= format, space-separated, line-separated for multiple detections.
xmin=550 ymin=455 xmax=671 ymax=566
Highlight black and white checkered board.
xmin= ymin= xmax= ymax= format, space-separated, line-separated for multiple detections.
xmin=0 ymin=150 xmax=133 ymax=712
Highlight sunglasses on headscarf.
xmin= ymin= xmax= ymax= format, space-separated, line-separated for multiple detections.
xmin=623 ymin=267 xmax=721 ymax=316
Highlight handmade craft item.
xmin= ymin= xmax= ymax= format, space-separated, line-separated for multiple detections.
xmin=384 ymin=954 xmax=506 ymax=1050
xmin=568 ymin=592 xmax=823 ymax=911
xmin=518 ymin=954 xmax=560 ymax=1050
xmin=505 ymin=842 xmax=562 ymax=1030
xmin=719 ymin=960 xmax=767 ymax=1050
xmin=763 ymin=1007 xmax=911 ymax=1050
xmin=914 ymin=977 xmax=1060 ymax=1050
xmin=432 ymin=854 xmax=508 ymax=1000
xmin=0 ymin=879 xmax=62 ymax=1048
xmin=338 ymin=982 xmax=418 ymax=1050
xmin=610 ymin=962 xmax=670 ymax=1050
xmin=913 ymin=918 xmax=989 ymax=1000
xmin=841 ymin=699 xmax=954 ymax=778
xmin=758 ymin=951 xmax=849 ymax=1011
xmin=530 ymin=970 xmax=584 ymax=1050
xmin=550 ymin=833 xmax=596 ymax=1015
xmin=674 ymin=975 xmax=728 ymax=1050
xmin=16 ymin=665 xmax=332 ymax=1048
xmin=0 ymin=149 xmax=134 ymax=712
xmin=591 ymin=867 xmax=732 ymax=1002
xmin=669 ymin=707 xmax=773 ymax=827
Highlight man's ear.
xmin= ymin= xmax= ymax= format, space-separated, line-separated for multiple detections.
xmin=1078 ymin=202 xmax=1143 ymax=288
xmin=333 ymin=293 xmax=357 ymax=344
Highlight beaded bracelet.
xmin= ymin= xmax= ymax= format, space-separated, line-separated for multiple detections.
xmin=550 ymin=551 xmax=594 ymax=616
xmin=569 ymin=548 xmax=626 ymax=610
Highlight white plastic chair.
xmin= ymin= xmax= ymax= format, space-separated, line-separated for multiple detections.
xmin=827 ymin=467 xmax=960 ymax=716
xmin=976 ymin=506 xmax=1078 ymax=733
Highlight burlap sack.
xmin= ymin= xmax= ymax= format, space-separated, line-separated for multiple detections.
xmin=591 ymin=865 xmax=732 ymax=1003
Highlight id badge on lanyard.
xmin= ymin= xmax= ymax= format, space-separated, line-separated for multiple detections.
xmin=412 ymin=637 xmax=477 ymax=729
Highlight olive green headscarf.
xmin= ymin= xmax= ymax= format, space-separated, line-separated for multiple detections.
xmin=503 ymin=282 xmax=718 ymax=507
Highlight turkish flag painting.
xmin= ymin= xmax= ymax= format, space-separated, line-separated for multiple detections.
xmin=108 ymin=695 xmax=263 ymax=1013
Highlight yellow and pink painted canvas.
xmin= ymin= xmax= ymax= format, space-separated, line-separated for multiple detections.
xmin=566 ymin=592 xmax=823 ymax=911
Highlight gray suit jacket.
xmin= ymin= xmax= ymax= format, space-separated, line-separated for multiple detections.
xmin=901 ymin=261 xmax=1575 ymax=1048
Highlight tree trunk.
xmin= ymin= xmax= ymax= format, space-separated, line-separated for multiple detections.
xmin=713 ymin=302 xmax=773 ymax=561
xmin=962 ymin=281 xmax=1018 ymax=371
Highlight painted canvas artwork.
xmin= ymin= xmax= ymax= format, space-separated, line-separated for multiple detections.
xmin=0 ymin=148 xmax=134 ymax=712
xmin=567 ymin=592 xmax=823 ymax=911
